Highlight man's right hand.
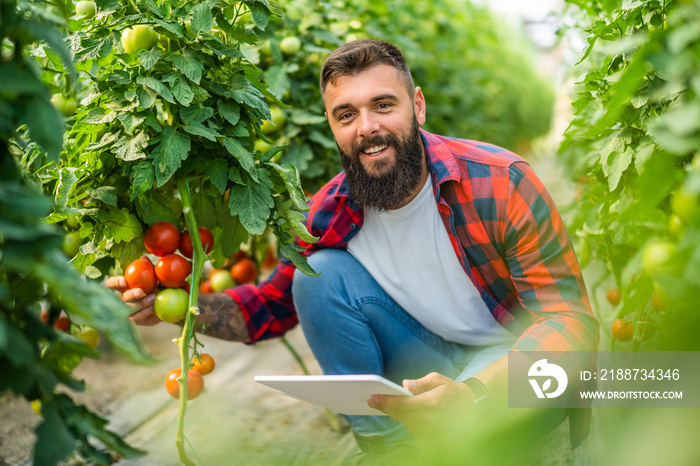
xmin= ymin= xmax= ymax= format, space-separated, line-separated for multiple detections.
xmin=105 ymin=276 xmax=161 ymax=326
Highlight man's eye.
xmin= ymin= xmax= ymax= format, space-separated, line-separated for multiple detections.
xmin=339 ymin=112 xmax=353 ymax=120
xmin=377 ymin=102 xmax=391 ymax=109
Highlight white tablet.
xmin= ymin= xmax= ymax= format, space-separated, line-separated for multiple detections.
xmin=254 ymin=374 xmax=413 ymax=415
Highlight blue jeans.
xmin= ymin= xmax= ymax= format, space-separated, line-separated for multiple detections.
xmin=292 ymin=249 xmax=516 ymax=445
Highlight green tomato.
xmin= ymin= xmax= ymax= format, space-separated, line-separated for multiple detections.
xmin=671 ymin=188 xmax=699 ymax=224
xmin=75 ymin=1 xmax=96 ymax=18
xmin=75 ymin=327 xmax=99 ymax=349
xmin=254 ymin=139 xmax=272 ymax=154
xmin=280 ymin=36 xmax=301 ymax=55
xmin=669 ymin=214 xmax=685 ymax=237
xmin=50 ymin=94 xmax=78 ymax=116
xmin=121 ymin=25 xmax=159 ymax=54
xmin=209 ymin=269 xmax=235 ymax=291
xmin=154 ymin=288 xmax=190 ymax=323
xmin=62 ymin=231 xmax=82 ymax=258
xmin=261 ymin=107 xmax=286 ymax=134
xmin=65 ymin=216 xmax=80 ymax=230
xmin=642 ymin=241 xmax=677 ymax=277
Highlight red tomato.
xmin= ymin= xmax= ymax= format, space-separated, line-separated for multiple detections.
xmin=199 ymin=280 xmax=214 ymax=294
xmin=178 ymin=227 xmax=214 ymax=259
xmin=144 ymin=221 xmax=181 ymax=257
xmin=165 ymin=368 xmax=204 ymax=400
xmin=41 ymin=310 xmax=70 ymax=332
xmin=155 ymin=254 xmax=192 ymax=288
xmin=191 ymin=353 xmax=215 ymax=375
xmin=124 ymin=258 xmax=157 ymax=293
xmin=231 ymin=258 xmax=257 ymax=284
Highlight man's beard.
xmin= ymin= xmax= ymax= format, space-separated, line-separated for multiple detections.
xmin=339 ymin=116 xmax=425 ymax=212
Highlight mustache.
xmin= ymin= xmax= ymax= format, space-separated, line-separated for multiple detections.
xmin=351 ymin=134 xmax=400 ymax=158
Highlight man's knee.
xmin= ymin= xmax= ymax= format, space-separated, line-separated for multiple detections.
xmin=292 ymin=248 xmax=353 ymax=298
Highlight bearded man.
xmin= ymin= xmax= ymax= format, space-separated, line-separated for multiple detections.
xmin=111 ymin=40 xmax=598 ymax=462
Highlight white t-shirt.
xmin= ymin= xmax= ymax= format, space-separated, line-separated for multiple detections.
xmin=347 ymin=177 xmax=516 ymax=346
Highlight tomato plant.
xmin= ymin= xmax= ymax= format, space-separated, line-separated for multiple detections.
xmin=165 ymin=368 xmax=204 ymax=400
xmin=191 ymin=353 xmax=215 ymax=375
xmin=124 ymin=258 xmax=157 ymax=293
xmin=155 ymin=254 xmax=192 ymax=288
xmin=144 ymin=221 xmax=181 ymax=257
xmin=179 ymin=227 xmax=214 ymax=259
xmin=154 ymin=288 xmax=190 ymax=323
xmin=62 ymin=231 xmax=82 ymax=258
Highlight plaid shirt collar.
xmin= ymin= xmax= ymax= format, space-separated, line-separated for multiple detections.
xmin=330 ymin=128 xmax=461 ymax=204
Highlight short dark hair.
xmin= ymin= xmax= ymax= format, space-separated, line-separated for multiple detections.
xmin=320 ymin=40 xmax=415 ymax=99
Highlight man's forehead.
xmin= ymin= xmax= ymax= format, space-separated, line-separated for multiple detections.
xmin=323 ymin=65 xmax=412 ymax=107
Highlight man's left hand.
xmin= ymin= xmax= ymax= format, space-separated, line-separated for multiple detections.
xmin=368 ymin=372 xmax=476 ymax=438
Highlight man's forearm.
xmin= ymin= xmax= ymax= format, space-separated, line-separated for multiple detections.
xmin=192 ymin=292 xmax=251 ymax=342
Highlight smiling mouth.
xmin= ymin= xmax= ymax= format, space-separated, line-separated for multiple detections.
xmin=361 ymin=144 xmax=389 ymax=158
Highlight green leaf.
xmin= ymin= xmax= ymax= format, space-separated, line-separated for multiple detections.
xmin=136 ymin=86 xmax=157 ymax=108
xmin=250 ymin=2 xmax=270 ymax=30
xmin=113 ymin=132 xmax=149 ymax=161
xmin=604 ymin=147 xmax=634 ymax=191
xmin=206 ymin=158 xmax=229 ymax=194
xmin=266 ymin=162 xmax=308 ymax=211
xmin=136 ymin=76 xmax=175 ymax=104
xmin=183 ymin=122 xmax=222 ymax=141
xmin=117 ymin=113 xmax=146 ymax=134
xmin=265 ymin=65 xmax=290 ymax=99
xmin=101 ymin=208 xmax=143 ymax=244
xmin=278 ymin=241 xmax=319 ymax=277
xmin=55 ymin=168 xmax=79 ymax=213
xmin=169 ymin=51 xmax=204 ymax=84
xmin=138 ymin=50 xmax=161 ymax=70
xmin=86 ymin=186 xmax=118 ymax=206
xmin=181 ymin=104 xmax=214 ymax=125
xmin=34 ymin=403 xmax=76 ymax=466
xmin=290 ymin=109 xmax=327 ymax=125
xmin=277 ymin=199 xmax=317 ymax=243
xmin=229 ymin=74 xmax=269 ymax=120
xmin=130 ymin=161 xmax=155 ymax=199
xmin=154 ymin=18 xmax=185 ymax=38
xmin=151 ymin=126 xmax=191 ymax=186
xmin=1 ymin=321 xmax=35 ymax=368
xmin=111 ymin=238 xmax=146 ymax=269
xmin=192 ymin=4 xmax=213 ymax=34
xmin=135 ymin=191 xmax=180 ymax=226
xmin=228 ymin=174 xmax=273 ymax=236
xmin=218 ymin=100 xmax=241 ymax=126
xmin=223 ymin=138 xmax=257 ymax=180
xmin=23 ymin=95 xmax=64 ymax=161
xmin=171 ymin=74 xmax=194 ymax=106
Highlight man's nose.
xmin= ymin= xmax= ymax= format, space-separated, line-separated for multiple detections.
xmin=357 ymin=110 xmax=380 ymax=138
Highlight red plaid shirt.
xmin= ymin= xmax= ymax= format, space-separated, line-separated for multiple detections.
xmin=225 ymin=129 xmax=599 ymax=353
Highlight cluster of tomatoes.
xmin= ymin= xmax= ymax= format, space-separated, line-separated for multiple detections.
xmin=40 ymin=309 xmax=100 ymax=349
xmin=164 ymin=353 xmax=215 ymax=401
xmin=607 ymin=287 xmax=663 ymax=342
xmin=124 ymin=221 xmax=214 ymax=323
xmin=199 ymin=251 xmax=261 ymax=294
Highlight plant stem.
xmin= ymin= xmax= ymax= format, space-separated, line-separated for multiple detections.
xmin=173 ymin=177 xmax=207 ymax=466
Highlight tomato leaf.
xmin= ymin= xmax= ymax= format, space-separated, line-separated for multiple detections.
xmin=169 ymin=50 xmax=204 ymax=84
xmin=278 ymin=241 xmax=319 ymax=277
xmin=224 ymin=137 xmax=258 ymax=180
xmin=228 ymin=172 xmax=273 ymax=236
xmin=101 ymin=208 xmax=143 ymax=244
xmin=192 ymin=4 xmax=213 ymax=34
xmin=113 ymin=132 xmax=149 ymax=160
xmin=86 ymin=186 xmax=118 ymax=206
xmin=151 ymin=127 xmax=191 ymax=186
xmin=34 ymin=403 xmax=76 ymax=466
xmin=266 ymin=162 xmax=308 ymax=211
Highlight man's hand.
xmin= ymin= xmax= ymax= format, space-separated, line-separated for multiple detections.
xmin=105 ymin=275 xmax=161 ymax=326
xmin=368 ymin=372 xmax=475 ymax=438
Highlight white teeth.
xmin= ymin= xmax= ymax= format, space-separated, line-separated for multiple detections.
xmin=364 ymin=144 xmax=387 ymax=155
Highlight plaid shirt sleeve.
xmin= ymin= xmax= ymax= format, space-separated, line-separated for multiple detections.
xmin=222 ymin=177 xmax=350 ymax=343
xmin=504 ymin=161 xmax=599 ymax=352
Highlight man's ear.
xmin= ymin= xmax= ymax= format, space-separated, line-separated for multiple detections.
xmin=414 ymin=86 xmax=426 ymax=127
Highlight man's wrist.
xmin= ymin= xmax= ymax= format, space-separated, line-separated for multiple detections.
xmin=462 ymin=377 xmax=488 ymax=403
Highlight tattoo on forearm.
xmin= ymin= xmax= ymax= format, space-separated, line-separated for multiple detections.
xmin=194 ymin=293 xmax=250 ymax=342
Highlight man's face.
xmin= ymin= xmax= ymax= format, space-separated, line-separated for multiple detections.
xmin=323 ymin=64 xmax=427 ymax=210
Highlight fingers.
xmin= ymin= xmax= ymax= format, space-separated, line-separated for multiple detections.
xmin=105 ymin=276 xmax=128 ymax=292
xmin=404 ymin=372 xmax=449 ymax=395
xmin=129 ymin=307 xmax=161 ymax=326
